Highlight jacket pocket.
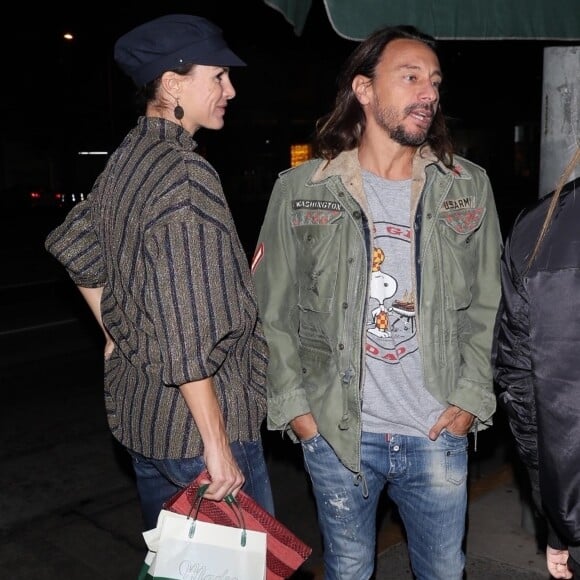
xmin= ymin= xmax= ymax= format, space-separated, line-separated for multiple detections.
xmin=438 ymin=207 xmax=485 ymax=309
xmin=293 ymin=223 xmax=341 ymax=313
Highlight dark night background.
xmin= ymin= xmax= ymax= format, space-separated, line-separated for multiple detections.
xmin=0 ymin=5 xmax=576 ymax=576
xmin=1 ymin=0 xmax=576 ymax=241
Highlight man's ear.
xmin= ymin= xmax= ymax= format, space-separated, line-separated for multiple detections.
xmin=352 ymin=75 xmax=372 ymax=105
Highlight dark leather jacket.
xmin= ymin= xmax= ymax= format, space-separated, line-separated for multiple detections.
xmin=493 ymin=176 xmax=580 ymax=551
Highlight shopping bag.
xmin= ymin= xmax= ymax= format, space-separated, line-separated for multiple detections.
xmin=142 ymin=508 xmax=266 ymax=580
xmin=163 ymin=471 xmax=312 ymax=579
xmin=137 ymin=549 xmax=155 ymax=580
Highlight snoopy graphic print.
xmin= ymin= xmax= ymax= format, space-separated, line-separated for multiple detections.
xmin=365 ymin=200 xmax=417 ymax=363
xmin=361 ymin=170 xmax=445 ymax=437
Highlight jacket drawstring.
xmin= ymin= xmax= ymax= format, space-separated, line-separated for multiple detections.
xmin=471 ymin=418 xmax=479 ymax=452
xmin=353 ymin=471 xmax=369 ymax=498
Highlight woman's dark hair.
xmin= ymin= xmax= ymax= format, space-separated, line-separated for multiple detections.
xmin=313 ymin=25 xmax=454 ymax=167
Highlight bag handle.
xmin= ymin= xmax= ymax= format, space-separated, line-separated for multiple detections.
xmin=187 ymin=484 xmax=248 ymax=547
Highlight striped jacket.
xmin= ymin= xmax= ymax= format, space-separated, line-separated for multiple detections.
xmin=45 ymin=117 xmax=268 ymax=459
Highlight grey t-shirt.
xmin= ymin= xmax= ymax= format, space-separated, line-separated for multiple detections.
xmin=361 ymin=170 xmax=444 ymax=437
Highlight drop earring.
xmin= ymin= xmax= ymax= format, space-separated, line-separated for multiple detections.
xmin=174 ymin=99 xmax=184 ymax=121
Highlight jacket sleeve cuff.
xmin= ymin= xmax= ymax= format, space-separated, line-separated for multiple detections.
xmin=267 ymin=389 xmax=311 ymax=435
xmin=547 ymin=520 xmax=568 ymax=550
xmin=448 ymin=378 xmax=496 ymax=423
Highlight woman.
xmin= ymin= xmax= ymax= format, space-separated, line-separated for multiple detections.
xmin=45 ymin=13 xmax=273 ymax=530
xmin=493 ymin=144 xmax=580 ymax=579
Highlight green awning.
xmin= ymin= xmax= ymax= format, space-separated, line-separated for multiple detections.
xmin=264 ymin=0 xmax=580 ymax=40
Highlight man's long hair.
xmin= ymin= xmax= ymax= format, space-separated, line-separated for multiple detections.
xmin=313 ymin=25 xmax=454 ymax=168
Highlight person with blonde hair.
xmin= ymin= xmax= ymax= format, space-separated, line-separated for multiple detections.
xmin=494 ymin=143 xmax=580 ymax=579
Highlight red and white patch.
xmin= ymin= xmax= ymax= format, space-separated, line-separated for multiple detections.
xmin=251 ymin=242 xmax=265 ymax=274
xmin=440 ymin=207 xmax=484 ymax=234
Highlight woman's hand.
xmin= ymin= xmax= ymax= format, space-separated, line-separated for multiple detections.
xmin=546 ymin=545 xmax=573 ymax=579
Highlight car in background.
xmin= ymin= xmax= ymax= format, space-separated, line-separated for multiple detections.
xmin=0 ymin=185 xmax=87 ymax=214
xmin=28 ymin=186 xmax=67 ymax=209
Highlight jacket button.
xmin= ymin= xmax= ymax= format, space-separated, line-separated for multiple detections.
xmin=338 ymin=343 xmax=344 ymax=350
xmin=342 ymin=302 xmax=348 ymax=309
xmin=427 ymin=213 xmax=433 ymax=219
xmin=353 ymin=210 xmax=361 ymax=219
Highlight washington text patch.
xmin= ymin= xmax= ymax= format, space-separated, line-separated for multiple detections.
xmin=293 ymin=200 xmax=343 ymax=211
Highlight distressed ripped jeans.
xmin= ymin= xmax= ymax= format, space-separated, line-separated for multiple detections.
xmin=301 ymin=431 xmax=468 ymax=580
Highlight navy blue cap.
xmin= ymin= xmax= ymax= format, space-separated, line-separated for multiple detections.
xmin=114 ymin=14 xmax=246 ymax=86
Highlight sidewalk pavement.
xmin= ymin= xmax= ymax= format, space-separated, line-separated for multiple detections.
xmin=1 ymin=350 xmax=551 ymax=580
xmin=1 ymin=430 xmax=550 ymax=580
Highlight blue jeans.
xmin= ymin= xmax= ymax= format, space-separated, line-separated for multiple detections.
xmin=128 ymin=439 xmax=274 ymax=530
xmin=302 ymin=431 xmax=468 ymax=580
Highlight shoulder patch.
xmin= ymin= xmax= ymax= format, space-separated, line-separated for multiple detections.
xmin=251 ymin=242 xmax=264 ymax=274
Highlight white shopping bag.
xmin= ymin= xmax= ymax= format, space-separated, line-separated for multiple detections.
xmin=144 ymin=509 xmax=266 ymax=580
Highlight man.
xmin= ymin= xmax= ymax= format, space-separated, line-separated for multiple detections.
xmin=251 ymin=25 xmax=502 ymax=579
xmin=493 ymin=145 xmax=580 ymax=579
xmin=45 ymin=14 xmax=273 ymax=532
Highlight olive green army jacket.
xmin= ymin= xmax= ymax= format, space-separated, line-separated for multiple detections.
xmin=252 ymin=147 xmax=502 ymax=473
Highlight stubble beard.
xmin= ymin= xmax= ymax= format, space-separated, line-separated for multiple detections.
xmin=374 ymin=101 xmax=431 ymax=147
